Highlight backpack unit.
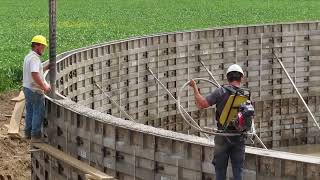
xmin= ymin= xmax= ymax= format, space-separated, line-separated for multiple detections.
xmin=218 ymin=85 xmax=255 ymax=132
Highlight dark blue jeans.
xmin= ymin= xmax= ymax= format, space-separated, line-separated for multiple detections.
xmin=213 ymin=135 xmax=245 ymax=180
xmin=23 ymin=87 xmax=45 ymax=138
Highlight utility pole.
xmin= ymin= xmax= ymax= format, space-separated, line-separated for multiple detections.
xmin=49 ymin=0 xmax=56 ymax=98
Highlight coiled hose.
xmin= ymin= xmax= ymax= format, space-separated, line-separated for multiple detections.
xmin=176 ymin=78 xmax=253 ymax=136
xmin=177 ymin=78 xmax=268 ymax=149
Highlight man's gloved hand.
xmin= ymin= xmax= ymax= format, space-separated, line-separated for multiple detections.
xmin=189 ymin=79 xmax=196 ymax=88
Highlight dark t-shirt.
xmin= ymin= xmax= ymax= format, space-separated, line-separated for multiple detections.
xmin=205 ymin=85 xmax=240 ymax=124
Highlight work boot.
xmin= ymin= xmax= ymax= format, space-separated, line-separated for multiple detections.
xmin=24 ymin=131 xmax=31 ymax=140
xmin=30 ymin=137 xmax=43 ymax=143
xmin=30 ymin=136 xmax=44 ymax=143
xmin=24 ymin=134 xmax=31 ymax=140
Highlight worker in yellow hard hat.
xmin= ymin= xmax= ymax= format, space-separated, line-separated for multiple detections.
xmin=189 ymin=64 xmax=248 ymax=180
xmin=22 ymin=35 xmax=51 ymax=143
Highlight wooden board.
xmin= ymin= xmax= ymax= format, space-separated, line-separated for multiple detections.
xmin=11 ymin=91 xmax=25 ymax=102
xmin=8 ymin=99 xmax=25 ymax=136
xmin=32 ymin=143 xmax=115 ymax=180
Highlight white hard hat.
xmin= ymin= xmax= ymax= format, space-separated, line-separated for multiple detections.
xmin=226 ymin=64 xmax=244 ymax=75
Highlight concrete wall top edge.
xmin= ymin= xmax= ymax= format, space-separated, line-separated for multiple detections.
xmin=49 ymin=20 xmax=320 ymax=66
xmin=47 ymin=96 xmax=215 ymax=147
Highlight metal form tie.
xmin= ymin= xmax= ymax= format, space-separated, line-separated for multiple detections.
xmin=94 ymin=81 xmax=136 ymax=122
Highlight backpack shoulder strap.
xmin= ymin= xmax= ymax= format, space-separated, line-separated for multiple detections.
xmin=222 ymin=85 xmax=239 ymax=95
xmin=223 ymin=85 xmax=251 ymax=98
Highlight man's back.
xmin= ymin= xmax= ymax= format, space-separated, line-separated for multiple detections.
xmin=206 ymin=85 xmax=241 ymax=125
xmin=23 ymin=51 xmax=43 ymax=93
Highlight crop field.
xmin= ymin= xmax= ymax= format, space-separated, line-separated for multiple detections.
xmin=0 ymin=0 xmax=319 ymax=92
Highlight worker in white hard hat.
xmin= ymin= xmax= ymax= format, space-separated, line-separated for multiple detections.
xmin=23 ymin=35 xmax=51 ymax=143
xmin=189 ymin=64 xmax=246 ymax=180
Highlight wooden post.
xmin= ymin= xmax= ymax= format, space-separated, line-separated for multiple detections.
xmin=49 ymin=0 xmax=56 ymax=98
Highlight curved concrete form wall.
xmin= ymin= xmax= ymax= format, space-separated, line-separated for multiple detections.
xmin=32 ymin=22 xmax=320 ymax=180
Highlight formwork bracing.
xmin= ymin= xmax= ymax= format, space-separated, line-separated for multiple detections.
xmin=33 ymin=22 xmax=320 ymax=180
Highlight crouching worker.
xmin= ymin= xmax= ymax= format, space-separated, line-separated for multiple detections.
xmin=189 ymin=64 xmax=254 ymax=180
xmin=23 ymin=35 xmax=51 ymax=143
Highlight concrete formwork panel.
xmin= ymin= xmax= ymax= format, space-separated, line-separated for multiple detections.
xmin=33 ymin=22 xmax=320 ymax=180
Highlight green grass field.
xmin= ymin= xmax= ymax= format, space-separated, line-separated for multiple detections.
xmin=0 ymin=0 xmax=319 ymax=92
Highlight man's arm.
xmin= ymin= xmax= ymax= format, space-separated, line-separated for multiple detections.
xmin=189 ymin=80 xmax=210 ymax=109
xmin=32 ymin=72 xmax=51 ymax=93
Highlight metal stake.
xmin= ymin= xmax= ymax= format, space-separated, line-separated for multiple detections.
xmin=94 ymin=81 xmax=136 ymax=122
xmin=198 ymin=59 xmax=221 ymax=88
xmin=49 ymin=0 xmax=57 ymax=98
xmin=274 ymin=52 xmax=320 ymax=131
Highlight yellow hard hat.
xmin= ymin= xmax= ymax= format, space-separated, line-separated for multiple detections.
xmin=31 ymin=35 xmax=48 ymax=47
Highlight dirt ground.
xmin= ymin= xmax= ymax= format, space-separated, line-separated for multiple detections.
xmin=0 ymin=91 xmax=31 ymax=180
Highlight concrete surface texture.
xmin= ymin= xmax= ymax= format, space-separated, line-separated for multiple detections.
xmin=32 ymin=22 xmax=320 ymax=180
